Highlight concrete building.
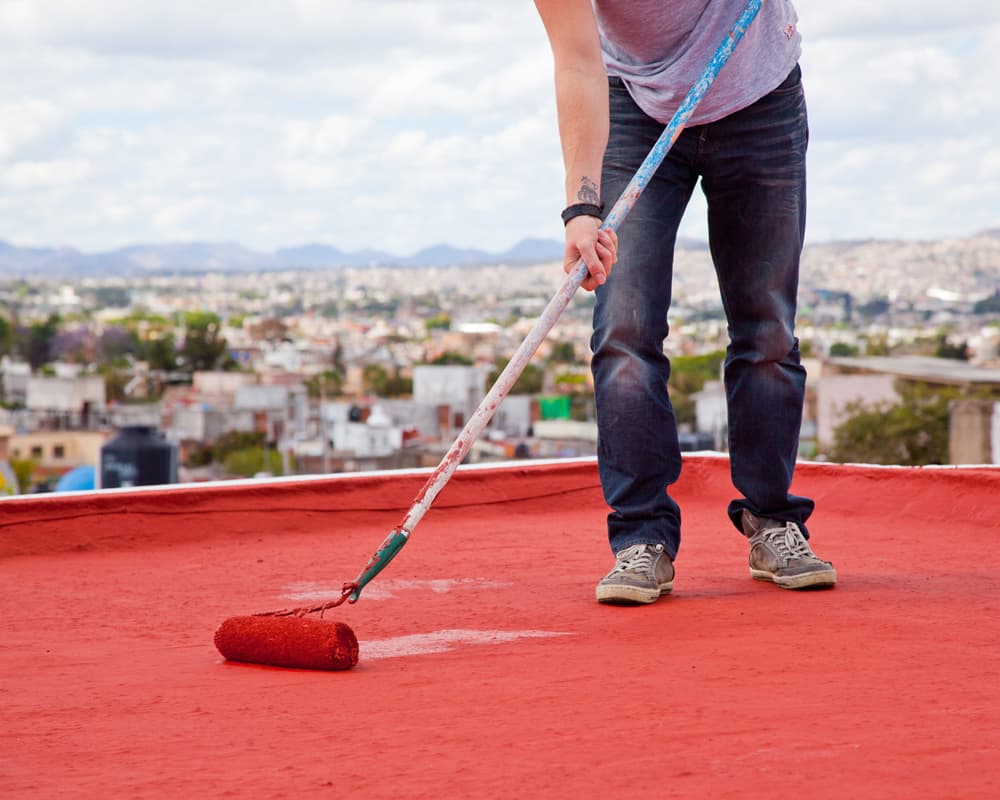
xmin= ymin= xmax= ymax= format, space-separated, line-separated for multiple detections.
xmin=492 ymin=394 xmax=534 ymax=438
xmin=0 ymin=359 xmax=31 ymax=406
xmin=192 ymin=371 xmax=257 ymax=398
xmin=691 ymin=380 xmax=727 ymax=450
xmin=949 ymin=400 xmax=1000 ymax=464
xmin=330 ymin=405 xmax=404 ymax=459
xmin=819 ymin=356 xmax=1000 ymax=462
xmin=430 ymin=324 xmax=503 ymax=364
xmin=235 ymin=384 xmax=309 ymax=441
xmin=261 ymin=342 xmax=302 ymax=374
xmin=532 ymin=419 xmax=598 ymax=458
xmin=170 ymin=405 xmax=256 ymax=444
xmin=377 ymin=398 xmax=450 ymax=440
xmin=816 ymin=372 xmax=898 ymax=447
xmin=412 ymin=365 xmax=488 ymax=430
xmin=26 ymin=374 xmax=106 ymax=414
xmin=8 ymin=430 xmax=107 ymax=472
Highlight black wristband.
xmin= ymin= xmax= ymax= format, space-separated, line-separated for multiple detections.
xmin=561 ymin=202 xmax=604 ymax=226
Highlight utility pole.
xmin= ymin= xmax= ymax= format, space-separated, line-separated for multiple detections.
xmin=320 ymin=373 xmax=330 ymax=473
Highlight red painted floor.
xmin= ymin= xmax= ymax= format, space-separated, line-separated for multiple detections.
xmin=1 ymin=456 xmax=998 ymax=799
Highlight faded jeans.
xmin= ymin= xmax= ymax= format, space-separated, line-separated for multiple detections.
xmin=593 ymin=65 xmax=814 ymax=559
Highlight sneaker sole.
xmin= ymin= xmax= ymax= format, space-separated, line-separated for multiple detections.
xmin=750 ymin=568 xmax=837 ymax=590
xmin=596 ymin=581 xmax=673 ymax=605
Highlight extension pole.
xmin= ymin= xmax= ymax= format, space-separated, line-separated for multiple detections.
xmin=343 ymin=0 xmax=766 ymax=604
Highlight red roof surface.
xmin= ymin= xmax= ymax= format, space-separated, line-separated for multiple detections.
xmin=2 ymin=456 xmax=999 ymax=798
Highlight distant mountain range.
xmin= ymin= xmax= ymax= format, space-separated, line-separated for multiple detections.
xmin=0 ymin=237 xmax=564 ymax=277
xmin=0 ymin=230 xmax=995 ymax=278
xmin=0 ymin=235 xmax=710 ymax=277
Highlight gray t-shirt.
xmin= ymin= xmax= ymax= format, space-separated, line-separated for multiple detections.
xmin=594 ymin=0 xmax=802 ymax=125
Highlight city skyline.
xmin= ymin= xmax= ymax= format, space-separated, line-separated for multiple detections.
xmin=1 ymin=1 xmax=998 ymax=255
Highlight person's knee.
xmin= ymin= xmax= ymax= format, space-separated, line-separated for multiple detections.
xmin=592 ymin=321 xmax=669 ymax=390
xmin=730 ymin=320 xmax=797 ymax=364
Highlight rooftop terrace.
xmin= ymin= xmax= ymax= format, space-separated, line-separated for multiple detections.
xmin=2 ymin=456 xmax=998 ymax=798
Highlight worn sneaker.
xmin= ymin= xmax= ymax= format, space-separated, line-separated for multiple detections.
xmin=742 ymin=510 xmax=836 ymax=589
xmin=596 ymin=543 xmax=674 ymax=604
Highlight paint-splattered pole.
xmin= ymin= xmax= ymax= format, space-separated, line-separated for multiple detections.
xmin=281 ymin=0 xmax=767 ymax=614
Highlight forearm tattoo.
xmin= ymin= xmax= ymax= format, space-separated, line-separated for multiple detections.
xmin=577 ymin=176 xmax=600 ymax=204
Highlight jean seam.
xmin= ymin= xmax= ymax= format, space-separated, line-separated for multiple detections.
xmin=695 ymin=127 xmax=708 ymax=164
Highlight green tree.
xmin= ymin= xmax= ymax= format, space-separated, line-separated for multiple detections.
xmin=668 ymin=350 xmax=725 ymax=426
xmin=382 ymin=372 xmax=413 ymax=396
xmin=827 ymin=380 xmax=959 ymax=466
xmin=934 ymin=334 xmax=969 ymax=361
xmin=363 ymin=364 xmax=388 ymax=395
xmin=864 ymin=334 xmax=892 ymax=356
xmin=184 ymin=443 xmax=214 ymax=468
xmin=489 ymin=358 xmax=544 ymax=395
xmin=182 ymin=430 xmax=265 ymax=468
xmin=141 ymin=334 xmax=178 ymax=371
xmin=829 ymin=342 xmax=859 ymax=357
xmin=25 ymin=314 xmax=61 ymax=369
xmin=425 ymin=313 xmax=451 ymax=331
xmin=554 ymin=372 xmax=587 ymax=388
xmin=9 ymin=458 xmax=36 ymax=494
xmin=570 ymin=393 xmax=595 ymax=422
xmin=0 ymin=315 xmax=17 ymax=357
xmin=179 ymin=312 xmax=228 ymax=372
xmin=669 ymin=351 xmax=725 ymax=393
xmin=430 ymin=351 xmax=473 ymax=365
xmin=363 ymin=364 xmax=412 ymax=397
xmin=213 ymin=430 xmax=267 ymax=462
xmin=305 ymin=369 xmax=344 ymax=399
xmin=111 ymin=311 xmax=170 ymax=327
xmin=224 ymin=447 xmax=284 ymax=477
xmin=100 ymin=365 xmax=130 ymax=404
xmin=548 ymin=340 xmax=578 ymax=364
xmin=670 ymin=392 xmax=696 ymax=428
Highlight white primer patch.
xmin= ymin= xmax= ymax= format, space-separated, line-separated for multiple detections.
xmin=282 ymin=577 xmax=512 ymax=602
xmin=362 ymin=628 xmax=572 ymax=660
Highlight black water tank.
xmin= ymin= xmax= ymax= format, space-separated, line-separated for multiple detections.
xmin=100 ymin=426 xmax=178 ymax=489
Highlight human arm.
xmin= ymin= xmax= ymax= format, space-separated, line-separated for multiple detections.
xmin=534 ymin=0 xmax=617 ymax=290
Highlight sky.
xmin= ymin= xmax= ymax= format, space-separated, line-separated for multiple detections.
xmin=1 ymin=0 xmax=998 ymax=256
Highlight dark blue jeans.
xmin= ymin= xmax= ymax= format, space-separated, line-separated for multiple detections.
xmin=593 ymin=65 xmax=814 ymax=559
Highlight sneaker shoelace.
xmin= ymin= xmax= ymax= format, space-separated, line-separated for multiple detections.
xmin=760 ymin=523 xmax=815 ymax=561
xmin=611 ymin=544 xmax=655 ymax=574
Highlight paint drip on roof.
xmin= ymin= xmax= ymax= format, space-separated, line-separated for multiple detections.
xmin=363 ymin=628 xmax=572 ymax=660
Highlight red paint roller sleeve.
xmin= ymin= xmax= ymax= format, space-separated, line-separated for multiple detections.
xmin=215 ymin=616 xmax=359 ymax=670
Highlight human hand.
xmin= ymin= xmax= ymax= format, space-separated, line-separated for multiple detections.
xmin=563 ymin=215 xmax=618 ymax=291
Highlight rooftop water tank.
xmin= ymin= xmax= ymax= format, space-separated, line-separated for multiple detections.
xmin=99 ymin=426 xmax=178 ymax=489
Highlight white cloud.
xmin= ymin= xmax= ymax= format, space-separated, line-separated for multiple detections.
xmin=283 ymin=115 xmax=370 ymax=156
xmin=275 ymin=160 xmax=353 ymax=191
xmin=799 ymin=0 xmax=1000 ymax=39
xmin=808 ymin=135 xmax=1000 ymax=242
xmin=0 ymin=100 xmax=64 ymax=160
xmin=1 ymin=159 xmax=91 ymax=188
xmin=917 ymin=161 xmax=956 ymax=187
xmin=0 ymin=1 xmax=996 ymax=252
xmin=388 ymin=130 xmax=429 ymax=160
xmin=982 ymin=150 xmax=1000 ymax=176
xmin=151 ymin=195 xmax=210 ymax=231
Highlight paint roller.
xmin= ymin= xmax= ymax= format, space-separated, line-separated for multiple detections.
xmin=214 ymin=0 xmax=765 ymax=671
xmin=215 ymin=615 xmax=358 ymax=670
